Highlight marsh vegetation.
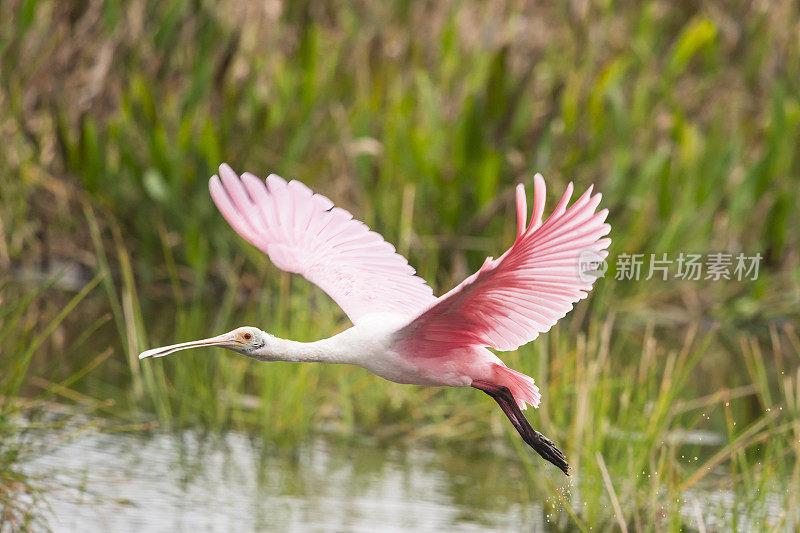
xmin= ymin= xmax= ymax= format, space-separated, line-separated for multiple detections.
xmin=1 ymin=0 xmax=799 ymax=530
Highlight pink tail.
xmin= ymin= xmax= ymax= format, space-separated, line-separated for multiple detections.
xmin=492 ymin=364 xmax=541 ymax=409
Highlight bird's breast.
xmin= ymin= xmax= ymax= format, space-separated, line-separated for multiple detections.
xmin=331 ymin=312 xmax=474 ymax=387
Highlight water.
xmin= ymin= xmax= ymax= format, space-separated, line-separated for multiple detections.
xmin=16 ymin=424 xmax=792 ymax=531
xmin=21 ymin=428 xmax=548 ymax=532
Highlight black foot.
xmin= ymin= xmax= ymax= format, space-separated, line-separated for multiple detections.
xmin=472 ymin=380 xmax=569 ymax=475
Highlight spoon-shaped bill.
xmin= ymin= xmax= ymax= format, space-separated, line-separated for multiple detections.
xmin=138 ymin=333 xmax=239 ymax=360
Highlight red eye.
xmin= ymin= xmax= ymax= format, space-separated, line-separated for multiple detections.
xmin=243 ymin=333 xmax=252 ymax=340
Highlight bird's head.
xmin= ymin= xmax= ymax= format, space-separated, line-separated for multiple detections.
xmin=138 ymin=326 xmax=269 ymax=360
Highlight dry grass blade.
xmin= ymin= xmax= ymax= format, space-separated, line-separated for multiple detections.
xmin=596 ymin=452 xmax=628 ymax=533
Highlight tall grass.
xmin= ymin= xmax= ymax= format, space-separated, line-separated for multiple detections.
xmin=527 ymin=318 xmax=800 ymax=529
xmin=1 ymin=0 xmax=799 ymax=529
xmin=0 ymin=274 xmax=106 ymax=528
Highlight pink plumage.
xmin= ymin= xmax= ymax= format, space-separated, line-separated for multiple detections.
xmin=396 ymin=172 xmax=611 ymax=355
xmin=210 ymin=164 xmax=435 ymax=322
xmin=144 ymin=164 xmax=611 ymax=475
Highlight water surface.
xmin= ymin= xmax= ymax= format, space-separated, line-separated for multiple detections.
xmin=23 ymin=428 xmax=548 ymax=531
xmin=20 ymin=425 xmax=790 ymax=531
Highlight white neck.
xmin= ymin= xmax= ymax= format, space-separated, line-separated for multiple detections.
xmin=248 ymin=336 xmax=349 ymax=364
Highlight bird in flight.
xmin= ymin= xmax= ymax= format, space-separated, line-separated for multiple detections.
xmin=140 ymin=164 xmax=611 ymax=474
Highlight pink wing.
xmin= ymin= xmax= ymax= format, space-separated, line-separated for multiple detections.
xmin=209 ymin=164 xmax=435 ymax=323
xmin=396 ymin=174 xmax=611 ymax=355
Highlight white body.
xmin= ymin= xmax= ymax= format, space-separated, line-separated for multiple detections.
xmin=251 ymin=313 xmax=498 ymax=388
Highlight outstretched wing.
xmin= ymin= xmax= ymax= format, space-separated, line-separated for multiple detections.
xmin=209 ymin=164 xmax=435 ymax=323
xmin=396 ymin=174 xmax=610 ymax=355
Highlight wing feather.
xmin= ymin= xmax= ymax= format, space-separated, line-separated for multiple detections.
xmin=210 ymin=164 xmax=435 ymax=323
xmin=396 ymin=174 xmax=610 ymax=355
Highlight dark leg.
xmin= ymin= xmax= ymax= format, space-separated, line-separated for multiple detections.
xmin=472 ymin=380 xmax=569 ymax=475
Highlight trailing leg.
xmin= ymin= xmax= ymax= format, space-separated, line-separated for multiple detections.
xmin=472 ymin=380 xmax=569 ymax=475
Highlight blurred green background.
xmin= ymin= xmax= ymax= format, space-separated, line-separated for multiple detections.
xmin=1 ymin=0 xmax=799 ymax=530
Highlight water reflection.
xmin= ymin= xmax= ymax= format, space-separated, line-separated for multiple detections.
xmin=23 ymin=428 xmax=548 ymax=531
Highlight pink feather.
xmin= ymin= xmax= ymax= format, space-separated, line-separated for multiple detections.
xmin=396 ymin=177 xmax=611 ymax=354
xmin=209 ymin=164 xmax=435 ymax=323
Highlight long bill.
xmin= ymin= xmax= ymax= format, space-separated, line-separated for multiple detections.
xmin=138 ymin=333 xmax=240 ymax=360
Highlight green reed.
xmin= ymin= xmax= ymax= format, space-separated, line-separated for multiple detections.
xmin=0 ymin=274 xmax=108 ymax=528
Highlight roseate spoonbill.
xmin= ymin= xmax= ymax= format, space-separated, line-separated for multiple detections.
xmin=139 ymin=164 xmax=611 ymax=474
